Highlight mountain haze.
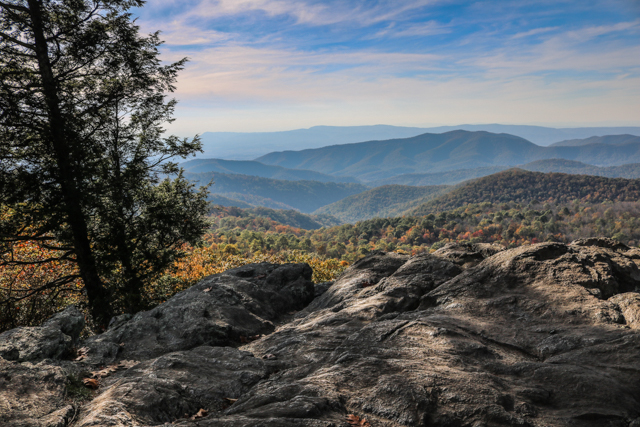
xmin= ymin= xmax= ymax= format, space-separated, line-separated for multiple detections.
xmin=256 ymin=130 xmax=640 ymax=181
xmin=184 ymin=171 xmax=367 ymax=213
xmin=371 ymin=160 xmax=640 ymax=186
xmin=313 ymin=184 xmax=450 ymax=223
xmin=550 ymin=134 xmax=640 ymax=147
xmin=197 ymin=125 xmax=640 ymax=159
xmin=180 ymin=158 xmax=358 ymax=183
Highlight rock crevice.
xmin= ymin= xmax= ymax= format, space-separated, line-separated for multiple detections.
xmin=2 ymin=240 xmax=640 ymax=426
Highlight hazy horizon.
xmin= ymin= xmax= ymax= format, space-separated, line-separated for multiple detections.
xmin=132 ymin=0 xmax=640 ymax=136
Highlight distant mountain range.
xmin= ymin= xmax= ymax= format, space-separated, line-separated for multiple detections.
xmin=181 ymin=158 xmax=358 ymax=183
xmin=313 ymin=185 xmax=450 ymax=223
xmin=256 ymin=130 xmax=640 ymax=181
xmin=197 ymin=125 xmax=640 ymax=159
xmin=183 ymin=171 xmax=367 ymax=213
xmin=370 ymin=160 xmax=640 ymax=186
xmin=550 ymin=134 xmax=640 ymax=147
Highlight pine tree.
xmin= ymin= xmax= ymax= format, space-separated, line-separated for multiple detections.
xmin=0 ymin=0 xmax=209 ymax=325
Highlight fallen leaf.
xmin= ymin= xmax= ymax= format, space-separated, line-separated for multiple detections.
xmin=74 ymin=347 xmax=89 ymax=361
xmin=346 ymin=414 xmax=371 ymax=426
xmin=82 ymin=378 xmax=99 ymax=389
xmin=190 ymin=408 xmax=208 ymax=420
xmin=203 ymin=287 xmax=212 ymax=292
xmin=118 ymin=360 xmax=138 ymax=369
xmin=224 ymin=397 xmax=238 ymax=403
xmin=261 ymin=353 xmax=277 ymax=360
xmin=360 ymin=282 xmax=375 ymax=288
xmin=256 ymin=274 xmax=266 ymax=279
xmin=90 ymin=360 xmax=138 ymax=379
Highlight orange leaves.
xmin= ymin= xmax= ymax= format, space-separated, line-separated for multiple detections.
xmin=82 ymin=360 xmax=138 ymax=389
xmin=191 ymin=408 xmax=208 ymax=420
xmin=346 ymin=414 xmax=371 ymax=426
xmin=74 ymin=346 xmax=89 ymax=361
xmin=82 ymin=378 xmax=99 ymax=389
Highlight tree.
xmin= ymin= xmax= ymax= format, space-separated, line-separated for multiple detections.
xmin=0 ymin=0 xmax=209 ymax=326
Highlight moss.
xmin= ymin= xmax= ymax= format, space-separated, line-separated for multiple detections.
xmin=66 ymin=374 xmax=92 ymax=400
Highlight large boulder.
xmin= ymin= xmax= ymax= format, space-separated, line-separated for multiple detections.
xmin=82 ymin=262 xmax=314 ymax=364
xmin=4 ymin=240 xmax=640 ymax=427
xmin=0 ymin=305 xmax=84 ymax=362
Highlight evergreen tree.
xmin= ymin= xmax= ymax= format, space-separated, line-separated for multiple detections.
xmin=0 ymin=0 xmax=209 ymax=325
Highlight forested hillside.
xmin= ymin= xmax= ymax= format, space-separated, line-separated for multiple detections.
xmin=207 ymin=201 xmax=640 ymax=260
xmin=211 ymin=206 xmax=341 ymax=230
xmin=314 ymin=184 xmax=450 ymax=222
xmin=550 ymin=134 xmax=640 ymax=147
xmin=181 ymin=158 xmax=358 ymax=183
xmin=408 ymin=169 xmax=640 ymax=216
xmin=371 ymin=161 xmax=640 ymax=187
xmin=184 ymin=171 xmax=367 ymax=213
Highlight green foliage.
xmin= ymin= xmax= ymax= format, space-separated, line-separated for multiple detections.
xmin=209 ymin=206 xmax=341 ymax=231
xmin=408 ymin=169 xmax=640 ymax=216
xmin=206 ymin=201 xmax=640 ymax=261
xmin=66 ymin=374 xmax=92 ymax=400
xmin=314 ymin=184 xmax=450 ymax=222
xmin=0 ymin=0 xmax=209 ymax=324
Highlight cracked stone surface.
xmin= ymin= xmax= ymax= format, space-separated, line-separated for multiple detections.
xmin=2 ymin=242 xmax=640 ymax=426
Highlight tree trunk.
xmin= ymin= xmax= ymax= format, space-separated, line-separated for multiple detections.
xmin=26 ymin=0 xmax=113 ymax=326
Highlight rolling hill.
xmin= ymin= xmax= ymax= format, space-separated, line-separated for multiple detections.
xmin=550 ymin=134 xmax=640 ymax=147
xmin=313 ymin=185 xmax=450 ymax=223
xmin=184 ymin=171 xmax=368 ymax=213
xmin=370 ymin=160 xmax=640 ymax=186
xmin=180 ymin=158 xmax=358 ymax=183
xmin=406 ymin=169 xmax=640 ymax=216
xmin=256 ymin=130 xmax=640 ymax=181
xmin=211 ymin=206 xmax=341 ymax=230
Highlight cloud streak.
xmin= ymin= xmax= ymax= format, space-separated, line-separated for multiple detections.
xmin=132 ymin=0 xmax=640 ymax=133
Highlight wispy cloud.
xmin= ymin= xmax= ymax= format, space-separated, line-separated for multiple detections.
xmin=512 ymin=26 xmax=559 ymax=39
xmin=132 ymin=0 xmax=640 ymax=132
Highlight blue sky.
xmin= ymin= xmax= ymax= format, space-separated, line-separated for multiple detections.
xmin=133 ymin=0 xmax=640 ymax=134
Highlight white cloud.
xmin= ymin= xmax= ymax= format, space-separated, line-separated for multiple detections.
xmin=511 ymin=26 xmax=559 ymax=39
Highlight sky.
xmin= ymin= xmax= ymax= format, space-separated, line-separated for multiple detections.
xmin=132 ymin=0 xmax=640 ymax=135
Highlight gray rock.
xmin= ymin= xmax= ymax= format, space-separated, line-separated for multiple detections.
xmin=83 ymin=262 xmax=314 ymax=364
xmin=0 ymin=305 xmax=84 ymax=362
xmin=433 ymin=242 xmax=504 ymax=268
xmin=76 ymin=346 xmax=273 ymax=427
xmin=5 ymin=242 xmax=640 ymax=427
xmin=0 ymin=358 xmax=74 ymax=427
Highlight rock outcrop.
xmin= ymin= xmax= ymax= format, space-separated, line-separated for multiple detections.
xmin=2 ymin=240 xmax=640 ymax=427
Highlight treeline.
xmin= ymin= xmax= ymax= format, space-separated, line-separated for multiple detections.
xmin=207 ymin=201 xmax=640 ymax=260
xmin=409 ymin=169 xmax=640 ymax=216
xmin=211 ymin=206 xmax=341 ymax=230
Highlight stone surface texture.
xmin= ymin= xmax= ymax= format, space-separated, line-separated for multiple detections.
xmin=2 ymin=243 xmax=640 ymax=427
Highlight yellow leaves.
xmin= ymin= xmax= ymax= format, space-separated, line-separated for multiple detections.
xmin=164 ymin=247 xmax=349 ymax=294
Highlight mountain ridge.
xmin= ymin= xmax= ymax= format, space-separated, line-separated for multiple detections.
xmin=197 ymin=124 xmax=640 ymax=159
xmin=256 ymin=130 xmax=640 ymax=181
